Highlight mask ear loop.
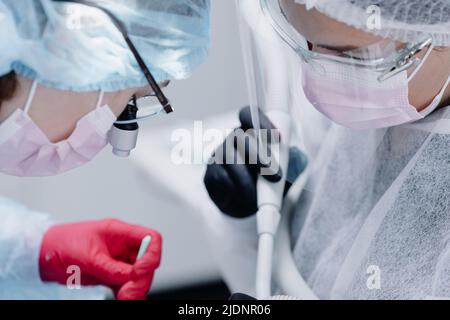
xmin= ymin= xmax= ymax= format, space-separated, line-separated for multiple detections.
xmin=95 ymin=90 xmax=105 ymax=109
xmin=23 ymin=80 xmax=39 ymax=115
xmin=420 ymin=72 xmax=450 ymax=117
xmin=408 ymin=44 xmax=435 ymax=82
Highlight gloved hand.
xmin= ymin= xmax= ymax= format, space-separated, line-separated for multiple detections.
xmin=204 ymin=106 xmax=308 ymax=218
xmin=39 ymin=219 xmax=162 ymax=300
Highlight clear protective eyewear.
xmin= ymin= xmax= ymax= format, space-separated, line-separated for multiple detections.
xmin=52 ymin=0 xmax=173 ymax=124
xmin=260 ymin=0 xmax=433 ymax=82
xmin=114 ymin=93 xmax=169 ymax=125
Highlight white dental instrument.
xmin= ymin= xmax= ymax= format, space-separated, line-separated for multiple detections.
xmin=137 ymin=235 xmax=152 ymax=260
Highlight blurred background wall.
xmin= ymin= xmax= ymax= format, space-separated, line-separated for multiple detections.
xmin=0 ymin=1 xmax=248 ymax=298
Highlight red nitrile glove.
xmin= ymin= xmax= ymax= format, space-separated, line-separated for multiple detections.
xmin=39 ymin=219 xmax=162 ymax=300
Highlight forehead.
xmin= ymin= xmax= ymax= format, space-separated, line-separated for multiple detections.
xmin=279 ymin=0 xmax=383 ymax=48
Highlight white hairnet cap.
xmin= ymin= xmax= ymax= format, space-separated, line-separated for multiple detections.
xmin=295 ymin=0 xmax=450 ymax=46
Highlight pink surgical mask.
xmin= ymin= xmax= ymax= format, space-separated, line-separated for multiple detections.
xmin=301 ymin=45 xmax=450 ymax=130
xmin=0 ymin=81 xmax=116 ymax=177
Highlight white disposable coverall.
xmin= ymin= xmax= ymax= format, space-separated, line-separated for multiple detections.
xmin=200 ymin=53 xmax=450 ymax=298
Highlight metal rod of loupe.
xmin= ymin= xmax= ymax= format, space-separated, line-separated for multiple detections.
xmin=123 ymin=36 xmax=173 ymax=114
xmin=71 ymin=0 xmax=173 ymax=114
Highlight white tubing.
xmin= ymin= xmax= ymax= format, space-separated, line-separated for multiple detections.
xmin=254 ymin=109 xmax=291 ymax=300
xmin=256 ymin=204 xmax=281 ymax=299
xmin=256 ymin=233 xmax=274 ymax=299
xmin=273 ymin=168 xmax=319 ymax=300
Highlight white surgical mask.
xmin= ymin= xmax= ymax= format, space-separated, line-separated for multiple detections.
xmin=301 ymin=45 xmax=450 ymax=130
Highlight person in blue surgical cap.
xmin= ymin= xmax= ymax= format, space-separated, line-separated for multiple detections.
xmin=0 ymin=0 xmax=210 ymax=299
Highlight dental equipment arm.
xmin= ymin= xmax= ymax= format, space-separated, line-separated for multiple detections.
xmin=237 ymin=0 xmax=318 ymax=300
xmin=237 ymin=0 xmax=291 ymax=300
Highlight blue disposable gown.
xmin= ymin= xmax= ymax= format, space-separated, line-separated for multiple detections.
xmin=0 ymin=197 xmax=107 ymax=299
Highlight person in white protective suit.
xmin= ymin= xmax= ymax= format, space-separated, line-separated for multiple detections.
xmin=203 ymin=0 xmax=450 ymax=299
xmin=0 ymin=0 xmax=210 ymax=299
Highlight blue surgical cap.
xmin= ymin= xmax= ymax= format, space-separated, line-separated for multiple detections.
xmin=0 ymin=0 xmax=211 ymax=92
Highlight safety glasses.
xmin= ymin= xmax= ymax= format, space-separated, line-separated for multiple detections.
xmin=260 ymin=0 xmax=433 ymax=82
xmin=51 ymin=0 xmax=173 ymax=118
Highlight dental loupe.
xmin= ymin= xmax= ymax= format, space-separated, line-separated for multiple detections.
xmin=109 ymin=95 xmax=168 ymax=157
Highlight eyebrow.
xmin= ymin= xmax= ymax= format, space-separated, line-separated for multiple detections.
xmin=315 ymin=44 xmax=361 ymax=52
